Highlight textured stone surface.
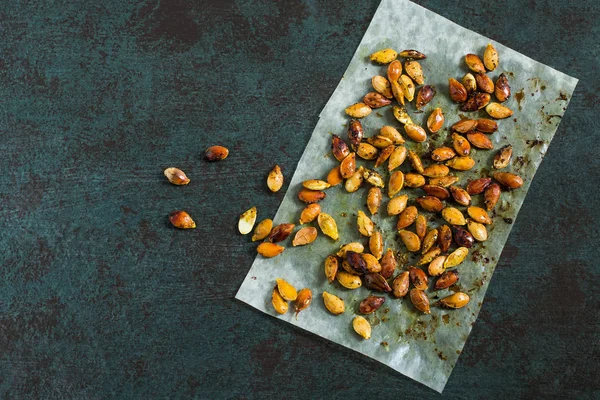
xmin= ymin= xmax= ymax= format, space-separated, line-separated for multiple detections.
xmin=0 ymin=0 xmax=597 ymax=398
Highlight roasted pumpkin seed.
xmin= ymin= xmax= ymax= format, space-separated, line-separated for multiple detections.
xmin=399 ymin=230 xmax=421 ymax=252
xmin=363 ymin=91 xmax=392 ymax=108
xmin=331 ymin=134 xmax=350 ymax=161
xmin=429 ymin=176 xmax=460 ymax=187
xmin=252 ymin=218 xmax=273 ymax=241
xmin=388 ymin=145 xmax=407 ymax=171
xmin=345 ymin=103 xmax=372 ymax=118
xmin=292 ymin=227 xmax=318 ymax=246
xmin=400 ymin=74 xmax=416 ymax=101
xmin=404 ymin=123 xmax=427 ymax=143
xmin=466 ymin=177 xmax=491 ymax=195
xmin=465 ymin=53 xmax=485 ymax=73
xmin=257 ymin=242 xmax=285 ymax=258
xmin=380 ymin=125 xmax=405 ymax=144
xmin=405 ymin=173 xmax=426 ymax=188
xmin=299 ymin=204 xmax=321 ymax=225
xmin=359 ymin=296 xmax=386 ymax=314
xmin=364 ymin=168 xmax=385 ymax=188
xmin=446 ymin=156 xmax=475 ymax=171
xmin=387 ymin=194 xmax=408 ymax=216
xmin=387 ymin=60 xmax=403 ymax=83
xmin=372 ymin=75 xmax=394 ymax=99
xmin=345 ymin=166 xmax=364 ymax=193
xmin=493 ymin=172 xmax=523 ymax=189
xmin=366 ymin=135 xmax=394 ymax=149
xmin=295 ymin=288 xmax=312 ymax=317
xmin=410 ymin=289 xmax=430 ymax=314
xmin=428 ymin=255 xmax=447 ymax=276
xmin=336 ymin=242 xmax=364 ymax=258
xmin=204 ymin=145 xmax=229 ymax=161
xmin=303 ymin=179 xmax=331 ymax=190
xmin=336 ymin=271 xmax=362 ymax=289
xmin=493 ymin=144 xmax=513 ymax=169
xmin=362 ymin=253 xmax=382 ymax=273
xmin=476 ymin=118 xmax=498 ymax=133
xmin=238 ymin=207 xmax=257 ymax=234
xmin=367 ymin=187 xmax=382 ymax=215
xmin=462 ymin=73 xmax=477 ymax=94
xmin=392 ymin=106 xmax=412 ymax=125
xmin=318 ymin=213 xmax=339 ymax=240
xmin=448 ymin=78 xmax=468 ymax=103
xmin=339 ymin=152 xmax=356 ymax=179
xmin=381 ymin=248 xmax=397 ymax=279
xmin=410 ymin=267 xmax=429 ymax=290
xmin=369 ymin=231 xmax=384 ymax=260
xmin=357 ymin=211 xmax=375 ymax=237
xmin=323 ymin=292 xmax=345 ymax=315
xmin=416 ymin=196 xmax=444 ymax=212
xmin=396 ymin=206 xmax=417 ymax=229
xmin=467 ymin=219 xmax=488 ymax=242
xmin=449 ymin=185 xmax=472 ymax=206
xmin=399 ymin=49 xmax=426 ymax=59
xmin=422 ymin=164 xmax=450 ymax=178
xmin=444 ymin=247 xmax=469 ymax=269
xmin=388 ymin=171 xmax=404 ymax=197
xmin=485 ymin=102 xmax=513 ymax=119
xmin=421 ymin=228 xmax=439 ymax=254
xmin=391 ymin=80 xmax=405 ymax=105
xmin=164 ymin=167 xmax=190 ymax=185
xmin=467 ymin=206 xmax=492 ymax=224
xmin=415 ymin=214 xmax=427 ymax=240
xmin=169 ymin=210 xmax=196 ymax=229
xmin=451 ymin=119 xmax=478 ymax=133
xmin=347 ymin=119 xmax=364 ymax=150
xmin=415 ymin=85 xmax=435 ymax=109
xmin=327 ymin=166 xmax=343 ymax=186
xmin=423 ymin=184 xmax=450 ymax=200
xmin=392 ymin=271 xmax=410 ymax=298
xmin=427 ymin=107 xmax=445 ymax=133
xmin=324 ymin=255 xmax=339 ymax=283
xmin=370 ymin=48 xmax=398 ymax=64
xmin=440 ymin=292 xmax=470 ymax=309
xmin=297 ymin=189 xmax=326 ymax=204
xmin=272 ymin=286 xmax=288 ymax=314
xmin=452 ymin=133 xmax=471 ymax=156
xmin=475 ymin=72 xmax=495 ymax=94
xmin=461 ymin=92 xmax=491 ymax=111
xmin=484 ymin=183 xmax=501 ymax=210
xmin=357 ymin=142 xmax=379 ymax=160
xmin=405 ymin=60 xmax=424 ymax=85
xmin=268 ymin=223 xmax=295 ymax=243
xmin=431 ymin=147 xmax=456 ymax=162
xmin=495 ymin=73 xmax=511 ymax=102
xmin=276 ymin=278 xmax=298 ymax=301
xmin=364 ymin=273 xmax=391 ymax=292
xmin=353 ymin=316 xmax=372 ymax=339
xmin=466 ymin=131 xmax=494 ymax=149
xmin=375 ymin=145 xmax=394 ymax=168
xmin=483 ymin=43 xmax=499 ymax=71
xmin=438 ymin=224 xmax=452 ymax=252
xmin=408 ymin=150 xmax=425 ymax=174
xmin=441 ymin=207 xmax=466 ymax=225
xmin=435 ymin=270 xmax=459 ymax=290
xmin=345 ymin=251 xmax=367 ymax=275
xmin=452 ymin=226 xmax=474 ymax=248
xmin=417 ymin=247 xmax=441 ymax=266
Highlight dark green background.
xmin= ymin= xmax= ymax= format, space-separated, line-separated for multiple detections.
xmin=0 ymin=0 xmax=598 ymax=398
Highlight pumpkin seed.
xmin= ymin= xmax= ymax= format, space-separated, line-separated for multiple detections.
xmin=339 ymin=152 xmax=356 ymax=179
xmin=405 ymin=173 xmax=426 ymax=188
xmin=392 ymin=271 xmax=410 ymax=298
xmin=299 ymin=204 xmax=321 ymax=224
xmin=434 ymin=270 xmax=459 ymax=290
xmin=466 ymin=177 xmax=491 ymax=195
xmin=257 ymin=242 xmax=285 ymax=258
xmin=466 ymin=131 xmax=494 ymax=149
xmin=476 ymin=118 xmax=498 ymax=133
xmin=485 ymin=102 xmax=513 ymax=119
xmin=416 ymin=196 xmax=444 ymax=212
xmin=276 ymin=278 xmax=298 ymax=301
xmin=431 ymin=147 xmax=456 ymax=162
xmin=475 ymin=72 xmax=495 ymax=93
xmin=408 ymin=150 xmax=425 ymax=174
xmin=326 ymin=166 xmax=343 ymax=186
xmin=399 ymin=49 xmax=426 ymax=59
xmin=375 ymin=145 xmax=395 ymax=168
xmin=353 ymin=316 xmax=372 ymax=339
xmin=415 ymin=214 xmax=427 ymax=240
xmin=345 ymin=103 xmax=372 ymax=118
xmin=449 ymin=185 xmax=472 ymax=206
xmin=252 ymin=218 xmax=273 ymax=242
xmin=441 ymin=207 xmax=466 ymax=225
xmin=363 ymin=169 xmax=384 ymax=188
xmin=399 ymin=74 xmax=415 ymax=101
xmin=467 ymin=206 xmax=492 ymax=224
xmin=359 ymin=296 xmax=386 ymax=314
xmin=345 ymin=166 xmax=364 ymax=193
xmin=363 ymin=92 xmax=392 ymax=108
xmin=422 ymin=164 xmax=450 ymax=178
xmin=372 ymin=75 xmax=394 ymax=98
xmin=399 ymin=230 xmax=421 ymax=252
xmin=452 ymin=226 xmax=474 ymax=248
xmin=379 ymin=125 xmax=405 ymax=144
xmin=323 ymin=292 xmax=345 ymax=315
xmin=297 ymin=188 xmax=326 ymax=204
xmin=440 ymin=292 xmax=470 ymax=309
xmin=451 ymin=119 xmax=478 ymax=133
xmin=410 ymin=289 xmax=430 ymax=314
xmin=429 ymin=176 xmax=460 ymax=187
xmin=272 ymin=286 xmax=288 ymax=314
xmin=238 ymin=207 xmax=257 ymax=234
xmin=446 ymin=156 xmax=475 ymax=171
xmin=367 ymin=187 xmax=382 ymax=215
xmin=427 ymin=107 xmax=444 ymax=133
xmin=428 ymin=255 xmax=447 ymax=276
xmin=462 ymin=73 xmax=477 ymax=94
xmin=396 ymin=206 xmax=417 ymax=229
xmin=452 ymin=133 xmax=471 ymax=156
xmin=364 ymin=273 xmax=392 ymax=292
xmin=387 ymin=60 xmax=403 ymax=83
xmin=357 ymin=211 xmax=375 ymax=237
xmin=392 ymin=106 xmax=412 ymax=125
xmin=448 ymin=78 xmax=468 ymax=102
xmin=483 ymin=43 xmax=499 ymax=71
xmin=366 ymin=135 xmax=394 ymax=149
xmin=484 ymin=183 xmax=501 ymax=210
xmin=318 ymin=213 xmax=339 ymax=240
xmin=292 ymin=227 xmax=318 ymax=246
xmin=405 ymin=60 xmax=424 ymax=85
xmin=409 ymin=267 xmax=429 ymax=290
xmin=388 ymin=145 xmax=407 ymax=171
xmin=444 ymin=247 xmax=469 ymax=269
xmin=438 ymin=224 xmax=452 ymax=252
xmin=370 ymin=48 xmax=398 ymax=64
xmin=303 ymin=179 xmax=331 ymax=190
xmin=387 ymin=194 xmax=408 ymax=216
xmin=204 ymin=145 xmax=229 ymax=161
xmin=347 ymin=119 xmax=364 ymax=150
xmin=417 ymin=247 xmax=441 ymax=266
xmin=380 ymin=248 xmax=397 ymax=278
xmin=423 ymin=184 xmax=450 ymax=199
xmin=169 ymin=210 xmax=196 ymax=229
xmin=336 ymin=242 xmax=364 ymax=258
xmin=415 ymin=85 xmax=435 ymax=109
xmin=404 ymin=123 xmax=427 ymax=143
xmin=345 ymin=251 xmax=367 ymax=275
xmin=336 ymin=271 xmax=362 ymax=289
xmin=461 ymin=92 xmax=491 ymax=111
xmin=388 ymin=171 xmax=404 ymax=197
xmin=495 ymin=73 xmax=511 ymax=102
xmin=164 ymin=167 xmax=190 ymax=185
xmin=357 ymin=142 xmax=379 ymax=160
xmin=493 ymin=144 xmax=513 ymax=169
xmin=295 ymin=288 xmax=312 ymax=317
xmin=465 ymin=53 xmax=485 ymax=73
xmin=268 ymin=223 xmax=295 ymax=243
xmin=369 ymin=231 xmax=384 ymax=260
xmin=362 ymin=253 xmax=382 ymax=273
xmin=324 ymin=255 xmax=339 ymax=283
xmin=421 ymin=228 xmax=439 ymax=254
xmin=331 ymin=135 xmax=350 ymax=162
xmin=467 ymin=219 xmax=488 ymax=242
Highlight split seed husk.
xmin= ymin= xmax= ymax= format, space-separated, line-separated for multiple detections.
xmin=375 ymin=145 xmax=395 ymax=168
xmin=392 ymin=106 xmax=412 ymax=125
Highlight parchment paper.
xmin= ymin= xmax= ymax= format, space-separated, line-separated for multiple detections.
xmin=236 ymin=0 xmax=577 ymax=392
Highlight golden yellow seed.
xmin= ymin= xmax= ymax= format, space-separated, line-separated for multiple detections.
xmin=353 ymin=316 xmax=372 ymax=339
xmin=267 ymin=165 xmax=284 ymax=192
xmin=323 ymin=292 xmax=345 ymax=315
xmin=324 ymin=255 xmax=339 ymax=283
xmin=276 ymin=278 xmax=298 ymax=301
xmin=440 ymin=292 xmax=470 ymax=309
xmin=387 ymin=194 xmax=409 ymax=216
xmin=238 ymin=207 xmax=257 ymax=234
xmin=336 ymin=271 xmax=362 ymax=289
xmin=272 ymin=286 xmax=288 ymax=314
xmin=252 ymin=218 xmax=273 ymax=242
xmin=444 ymin=247 xmax=469 ymax=269
xmin=318 ymin=213 xmax=339 ymax=240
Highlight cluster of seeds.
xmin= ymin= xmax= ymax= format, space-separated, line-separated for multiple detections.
xmin=237 ymin=44 xmax=524 ymax=341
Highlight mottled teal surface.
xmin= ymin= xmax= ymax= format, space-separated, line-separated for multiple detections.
xmin=0 ymin=1 xmax=597 ymax=398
